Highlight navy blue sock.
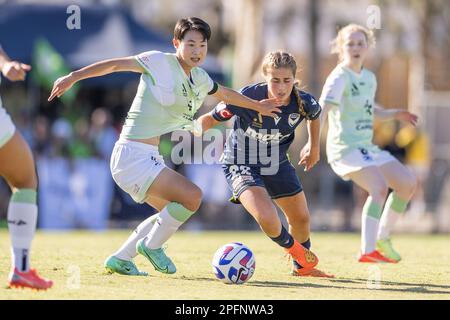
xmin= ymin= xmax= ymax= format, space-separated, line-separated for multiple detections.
xmin=293 ymin=239 xmax=311 ymax=269
xmin=269 ymin=226 xmax=294 ymax=249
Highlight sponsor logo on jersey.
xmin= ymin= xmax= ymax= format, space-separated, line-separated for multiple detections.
xmin=288 ymin=113 xmax=301 ymax=127
xmin=244 ymin=127 xmax=291 ymax=143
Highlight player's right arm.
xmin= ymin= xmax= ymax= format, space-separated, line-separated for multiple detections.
xmin=48 ymin=56 xmax=144 ymax=101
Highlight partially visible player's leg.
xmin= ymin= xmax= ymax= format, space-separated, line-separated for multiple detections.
xmin=238 ymin=187 xmax=318 ymax=269
xmin=105 ymin=196 xmax=168 ymax=275
xmin=239 ymin=186 xmax=282 ymax=237
xmin=347 ymin=166 xmax=395 ymax=262
xmin=274 ymin=192 xmax=333 ymax=277
xmin=376 ymin=160 xmax=417 ymax=261
xmin=136 ymin=167 xmax=202 ymax=274
xmin=274 ymin=192 xmax=310 ymax=243
xmin=0 ymin=131 xmax=52 ymax=289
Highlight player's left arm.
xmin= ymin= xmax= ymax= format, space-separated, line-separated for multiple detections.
xmin=374 ymin=103 xmax=418 ymax=126
xmin=211 ymin=85 xmax=282 ymax=118
xmin=299 ymin=95 xmax=322 ymax=171
xmin=299 ymin=118 xmax=321 ymax=171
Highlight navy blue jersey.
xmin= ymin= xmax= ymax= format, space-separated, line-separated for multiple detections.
xmin=211 ymin=82 xmax=321 ymax=167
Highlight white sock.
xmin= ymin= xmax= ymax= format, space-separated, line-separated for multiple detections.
xmin=377 ymin=192 xmax=408 ymax=240
xmin=361 ymin=215 xmax=380 ymax=254
xmin=144 ymin=207 xmax=184 ymax=249
xmin=377 ymin=209 xmax=401 ymax=240
xmin=113 ymin=214 xmax=159 ymax=260
xmin=8 ymin=190 xmax=38 ymax=272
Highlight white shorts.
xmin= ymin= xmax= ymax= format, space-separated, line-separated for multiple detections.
xmin=110 ymin=138 xmax=166 ymax=203
xmin=0 ymin=107 xmax=16 ymax=148
xmin=330 ymin=147 xmax=397 ymax=180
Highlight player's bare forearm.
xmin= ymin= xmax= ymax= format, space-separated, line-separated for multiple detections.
xmin=307 ymin=118 xmax=320 ymax=149
xmin=0 ymin=47 xmax=11 ymax=70
xmin=71 ymin=57 xmax=143 ymax=82
xmin=212 ymin=86 xmax=260 ymax=110
xmin=211 ymin=85 xmax=282 ymax=117
xmin=198 ymin=113 xmax=220 ymax=133
xmin=374 ymin=104 xmax=397 ymax=120
xmin=49 ymin=57 xmax=143 ymax=101
xmin=374 ymin=104 xmax=418 ymax=126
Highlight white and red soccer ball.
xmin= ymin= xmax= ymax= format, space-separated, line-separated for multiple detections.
xmin=212 ymin=242 xmax=256 ymax=284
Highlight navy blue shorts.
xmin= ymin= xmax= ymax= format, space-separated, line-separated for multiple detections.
xmin=222 ymin=161 xmax=303 ymax=203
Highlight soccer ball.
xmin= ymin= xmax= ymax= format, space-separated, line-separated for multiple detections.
xmin=212 ymin=242 xmax=256 ymax=284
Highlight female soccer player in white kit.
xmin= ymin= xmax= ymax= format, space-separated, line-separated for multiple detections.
xmin=0 ymin=46 xmax=53 ymax=289
xmin=49 ymin=17 xmax=281 ymax=275
xmin=319 ymin=24 xmax=418 ymax=263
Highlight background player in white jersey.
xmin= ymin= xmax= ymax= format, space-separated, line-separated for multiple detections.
xmin=49 ymin=17 xmax=282 ymax=276
xmin=319 ymin=24 xmax=418 ymax=263
xmin=0 ymin=46 xmax=53 ymax=289
xmin=197 ymin=51 xmax=333 ymax=277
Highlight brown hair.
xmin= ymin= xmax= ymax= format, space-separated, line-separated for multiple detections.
xmin=261 ymin=51 xmax=307 ymax=117
xmin=173 ymin=17 xmax=211 ymax=41
xmin=331 ymin=24 xmax=376 ymax=62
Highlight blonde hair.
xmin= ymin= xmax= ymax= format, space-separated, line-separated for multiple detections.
xmin=261 ymin=51 xmax=308 ymax=118
xmin=331 ymin=24 xmax=376 ymax=62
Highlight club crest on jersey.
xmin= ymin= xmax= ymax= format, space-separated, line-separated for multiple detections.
xmin=288 ymin=113 xmax=300 ymax=127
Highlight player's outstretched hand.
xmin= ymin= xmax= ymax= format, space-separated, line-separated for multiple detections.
xmin=299 ymin=143 xmax=320 ymax=172
xmin=396 ymin=110 xmax=418 ymax=126
xmin=256 ymin=98 xmax=283 ymax=118
xmin=48 ymin=74 xmax=75 ymax=101
xmin=2 ymin=61 xmax=31 ymax=81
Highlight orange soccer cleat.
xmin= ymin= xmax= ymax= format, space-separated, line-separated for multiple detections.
xmin=285 ymin=240 xmax=318 ymax=269
xmin=292 ymin=267 xmax=335 ymax=278
xmin=8 ymin=268 xmax=53 ymax=290
xmin=358 ymin=250 xmax=398 ymax=263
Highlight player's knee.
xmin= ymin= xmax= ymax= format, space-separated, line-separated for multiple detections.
xmin=11 ymin=173 xmax=38 ymax=190
xmin=256 ymin=210 xmax=277 ymax=228
xmin=370 ymin=183 xmax=389 ymax=203
xmin=402 ymin=172 xmax=418 ymax=198
xmin=296 ymin=212 xmax=310 ymax=226
xmin=182 ymin=185 xmax=203 ymax=212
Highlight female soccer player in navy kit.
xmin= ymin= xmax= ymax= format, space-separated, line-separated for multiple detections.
xmin=198 ymin=51 xmax=333 ymax=277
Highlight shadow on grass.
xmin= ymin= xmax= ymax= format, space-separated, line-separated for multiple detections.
xmin=180 ymin=276 xmax=450 ymax=295
xmin=329 ymin=278 xmax=450 ymax=294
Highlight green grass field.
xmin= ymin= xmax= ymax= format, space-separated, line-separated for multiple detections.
xmin=0 ymin=231 xmax=449 ymax=300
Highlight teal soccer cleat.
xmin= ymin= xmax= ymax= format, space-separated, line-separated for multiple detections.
xmin=136 ymin=238 xmax=176 ymax=274
xmin=104 ymin=255 xmax=148 ymax=276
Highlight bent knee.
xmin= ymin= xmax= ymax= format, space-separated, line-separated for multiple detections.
xmin=398 ymin=173 xmax=418 ymax=198
xmin=287 ymin=211 xmax=310 ymax=227
xmin=256 ymin=211 xmax=278 ymax=228
xmin=181 ymin=185 xmax=203 ymax=212
xmin=9 ymin=174 xmax=38 ymax=191
xmin=369 ymin=183 xmax=389 ymax=203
